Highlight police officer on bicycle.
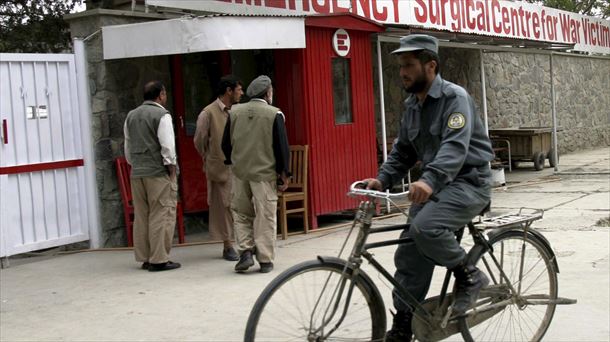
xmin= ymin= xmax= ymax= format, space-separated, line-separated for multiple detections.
xmin=360 ymin=34 xmax=495 ymax=342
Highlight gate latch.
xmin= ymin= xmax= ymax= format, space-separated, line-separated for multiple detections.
xmin=2 ymin=119 xmax=7 ymax=144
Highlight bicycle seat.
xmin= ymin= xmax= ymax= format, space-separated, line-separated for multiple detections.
xmin=479 ymin=201 xmax=491 ymax=216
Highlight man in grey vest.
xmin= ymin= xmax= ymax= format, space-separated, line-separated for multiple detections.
xmin=124 ymin=81 xmax=181 ymax=272
xmin=222 ymin=75 xmax=290 ymax=274
xmin=194 ymin=75 xmax=243 ymax=261
xmin=360 ymin=35 xmax=494 ymax=341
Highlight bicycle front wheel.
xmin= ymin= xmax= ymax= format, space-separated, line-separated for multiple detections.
xmin=244 ymin=257 xmax=386 ymax=341
xmin=460 ymin=230 xmax=558 ymax=342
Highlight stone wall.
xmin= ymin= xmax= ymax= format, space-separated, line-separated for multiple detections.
xmin=483 ymin=52 xmax=610 ymax=152
xmin=373 ymin=42 xmax=610 ymax=154
xmin=550 ymin=54 xmax=610 ymax=151
xmin=483 ymin=52 xmax=552 ymax=128
xmin=67 ymin=10 xmax=175 ymax=246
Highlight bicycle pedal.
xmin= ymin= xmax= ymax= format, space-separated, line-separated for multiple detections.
xmin=440 ymin=306 xmax=452 ymax=329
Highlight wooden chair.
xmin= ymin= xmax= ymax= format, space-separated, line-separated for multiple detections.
xmin=278 ymin=145 xmax=309 ymax=240
xmin=115 ymin=157 xmax=185 ymax=247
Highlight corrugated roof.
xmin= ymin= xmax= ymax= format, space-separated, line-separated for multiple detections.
xmin=182 ymin=12 xmax=306 ymax=19
xmin=383 ymin=25 xmax=575 ymax=51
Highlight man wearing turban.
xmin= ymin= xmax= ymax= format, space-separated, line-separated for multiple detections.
xmin=221 ymin=75 xmax=290 ymax=274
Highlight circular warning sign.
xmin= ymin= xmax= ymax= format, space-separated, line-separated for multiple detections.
xmin=333 ymin=29 xmax=350 ymax=57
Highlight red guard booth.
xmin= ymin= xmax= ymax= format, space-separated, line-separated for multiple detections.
xmin=174 ymin=14 xmax=383 ymax=230
xmin=275 ymin=15 xmax=383 ymax=228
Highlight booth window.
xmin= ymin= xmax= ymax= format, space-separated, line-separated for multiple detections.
xmin=332 ymin=58 xmax=353 ymax=124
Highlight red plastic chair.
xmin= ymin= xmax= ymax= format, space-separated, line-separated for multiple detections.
xmin=115 ymin=157 xmax=185 ymax=247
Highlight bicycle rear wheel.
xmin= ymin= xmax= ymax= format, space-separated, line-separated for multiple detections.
xmin=244 ymin=257 xmax=386 ymax=341
xmin=460 ymin=230 xmax=558 ymax=342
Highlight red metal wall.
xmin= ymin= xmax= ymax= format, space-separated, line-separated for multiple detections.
xmin=170 ymin=56 xmax=207 ymax=213
xmin=275 ymin=26 xmax=378 ymax=228
xmin=274 ymin=49 xmax=307 ymax=146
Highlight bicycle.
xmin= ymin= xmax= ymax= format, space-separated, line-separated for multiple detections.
xmin=245 ymin=181 xmax=576 ymax=341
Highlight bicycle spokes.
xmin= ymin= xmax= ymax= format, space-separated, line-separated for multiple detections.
xmin=461 ymin=232 xmax=559 ymax=342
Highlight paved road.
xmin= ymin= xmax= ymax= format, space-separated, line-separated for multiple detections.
xmin=1 ymin=148 xmax=608 ymax=341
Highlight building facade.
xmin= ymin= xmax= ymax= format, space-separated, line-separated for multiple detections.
xmin=65 ymin=2 xmax=609 ymax=247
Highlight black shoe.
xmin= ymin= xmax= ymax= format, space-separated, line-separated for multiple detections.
xmin=259 ymin=262 xmax=274 ymax=273
xmin=452 ymin=263 xmax=490 ymax=314
xmin=148 ymin=261 xmax=181 ymax=272
xmin=141 ymin=262 xmax=150 ymax=270
xmin=385 ymin=310 xmax=413 ymax=342
xmin=234 ymin=250 xmax=254 ymax=272
xmin=222 ymin=247 xmax=239 ymax=261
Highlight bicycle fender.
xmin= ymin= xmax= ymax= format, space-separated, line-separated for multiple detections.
xmin=315 ymin=255 xmax=379 ymax=283
xmin=315 ymin=255 xmax=387 ymax=309
xmin=488 ymin=228 xmax=560 ymax=273
xmin=315 ymin=255 xmax=355 ymax=268
xmin=527 ymin=229 xmax=560 ymax=273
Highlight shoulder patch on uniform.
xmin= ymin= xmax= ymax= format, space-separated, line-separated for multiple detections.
xmin=448 ymin=112 xmax=466 ymax=129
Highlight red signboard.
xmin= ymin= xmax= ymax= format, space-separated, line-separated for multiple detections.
xmin=148 ymin=0 xmax=610 ymax=54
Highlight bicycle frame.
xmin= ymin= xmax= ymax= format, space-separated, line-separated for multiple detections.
xmin=342 ymin=199 xmax=461 ymax=326
xmin=245 ymin=182 xmax=577 ymax=342
xmin=314 ymin=185 xmax=569 ymax=340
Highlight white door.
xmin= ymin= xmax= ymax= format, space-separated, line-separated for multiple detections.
xmin=0 ymin=54 xmax=90 ymax=257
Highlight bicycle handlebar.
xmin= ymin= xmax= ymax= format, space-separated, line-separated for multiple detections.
xmin=348 ymin=181 xmax=410 ymax=199
xmin=348 ymin=181 xmax=439 ymax=202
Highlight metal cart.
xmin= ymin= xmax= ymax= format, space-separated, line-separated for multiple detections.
xmin=489 ymin=127 xmax=559 ymax=171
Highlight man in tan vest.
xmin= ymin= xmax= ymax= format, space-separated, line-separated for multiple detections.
xmin=194 ymin=75 xmax=243 ymax=261
xmin=124 ymin=81 xmax=180 ymax=272
xmin=221 ymin=75 xmax=290 ymax=273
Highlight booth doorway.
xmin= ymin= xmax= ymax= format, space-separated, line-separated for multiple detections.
xmin=171 ymin=50 xmax=274 ymax=213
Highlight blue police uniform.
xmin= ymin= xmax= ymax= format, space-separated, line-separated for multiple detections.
xmin=377 ymin=74 xmax=495 ymax=312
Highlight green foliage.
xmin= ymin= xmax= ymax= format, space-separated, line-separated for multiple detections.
xmin=524 ymin=0 xmax=609 ymax=18
xmin=0 ymin=0 xmax=82 ymax=53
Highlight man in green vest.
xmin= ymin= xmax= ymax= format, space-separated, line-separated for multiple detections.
xmin=222 ymin=75 xmax=290 ymax=274
xmin=194 ymin=75 xmax=243 ymax=261
xmin=124 ymin=81 xmax=181 ymax=272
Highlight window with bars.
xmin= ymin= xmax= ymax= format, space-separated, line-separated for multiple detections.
xmin=332 ymin=58 xmax=353 ymax=124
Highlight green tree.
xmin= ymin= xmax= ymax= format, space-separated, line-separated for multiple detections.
xmin=0 ymin=0 xmax=82 ymax=53
xmin=524 ymin=0 xmax=610 ymax=18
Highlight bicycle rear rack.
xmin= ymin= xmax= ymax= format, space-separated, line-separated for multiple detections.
xmin=474 ymin=209 xmax=543 ymax=229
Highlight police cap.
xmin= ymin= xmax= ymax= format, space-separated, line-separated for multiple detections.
xmin=391 ymin=34 xmax=439 ymax=55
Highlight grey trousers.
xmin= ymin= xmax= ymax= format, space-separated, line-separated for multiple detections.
xmin=393 ymin=171 xmax=491 ymax=312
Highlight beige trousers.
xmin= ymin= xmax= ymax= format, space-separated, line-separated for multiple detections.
xmin=231 ymin=176 xmax=278 ymax=263
xmin=131 ymin=175 xmax=177 ymax=264
xmin=207 ymin=178 xmax=233 ymax=241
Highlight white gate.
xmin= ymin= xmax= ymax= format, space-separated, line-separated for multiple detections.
xmin=0 ymin=53 xmax=95 ymax=257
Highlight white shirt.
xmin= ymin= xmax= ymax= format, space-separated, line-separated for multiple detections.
xmin=123 ymin=102 xmax=177 ymax=166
